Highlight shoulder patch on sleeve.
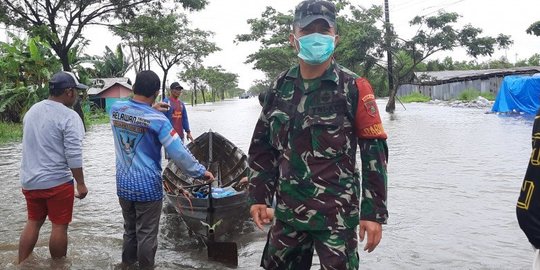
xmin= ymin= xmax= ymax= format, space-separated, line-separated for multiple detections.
xmin=354 ymin=77 xmax=387 ymax=139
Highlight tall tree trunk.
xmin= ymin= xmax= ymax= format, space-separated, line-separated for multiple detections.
xmin=58 ymin=49 xmax=71 ymax=72
xmin=201 ymin=87 xmax=206 ymax=104
xmin=385 ymin=85 xmax=398 ymax=113
xmin=56 ymin=48 xmax=87 ymax=130
xmin=191 ymin=88 xmax=194 ymax=106
xmin=162 ymin=68 xmax=169 ymax=100
xmin=128 ymin=45 xmax=139 ymax=73
xmin=193 ymin=80 xmax=198 ymax=105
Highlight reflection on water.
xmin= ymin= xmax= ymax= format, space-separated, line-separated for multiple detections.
xmin=0 ymin=98 xmax=535 ymax=269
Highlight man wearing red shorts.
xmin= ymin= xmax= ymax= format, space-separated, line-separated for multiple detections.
xmin=18 ymin=71 xmax=89 ymax=263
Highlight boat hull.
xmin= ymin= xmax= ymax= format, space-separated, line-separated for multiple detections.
xmin=164 ymin=191 xmax=249 ymax=236
xmin=162 ymin=131 xmax=250 ymax=237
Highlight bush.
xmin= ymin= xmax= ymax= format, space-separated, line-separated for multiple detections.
xmin=84 ymin=103 xmax=110 ymax=125
xmin=0 ymin=84 xmax=48 ymax=123
xmin=400 ymin=92 xmax=431 ymax=103
xmin=0 ymin=121 xmax=22 ymax=144
xmin=480 ymin=92 xmax=496 ymax=101
xmin=458 ymin=88 xmax=481 ymax=101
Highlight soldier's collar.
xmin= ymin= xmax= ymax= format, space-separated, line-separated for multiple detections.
xmin=286 ymin=61 xmax=339 ymax=85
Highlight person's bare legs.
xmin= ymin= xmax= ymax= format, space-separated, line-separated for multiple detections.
xmin=18 ymin=219 xmax=45 ymax=264
xmin=49 ymin=223 xmax=69 ymax=259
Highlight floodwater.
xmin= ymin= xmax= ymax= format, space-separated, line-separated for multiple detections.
xmin=0 ymin=98 xmax=535 ymax=269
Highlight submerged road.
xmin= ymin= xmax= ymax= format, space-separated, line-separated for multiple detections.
xmin=0 ymin=98 xmax=534 ymax=269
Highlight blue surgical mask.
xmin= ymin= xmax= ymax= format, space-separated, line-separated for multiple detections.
xmin=294 ymin=33 xmax=336 ymax=65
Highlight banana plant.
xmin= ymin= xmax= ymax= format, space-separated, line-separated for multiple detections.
xmin=0 ymin=34 xmax=60 ymax=122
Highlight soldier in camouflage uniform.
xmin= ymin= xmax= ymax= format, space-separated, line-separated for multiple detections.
xmin=247 ymin=0 xmax=389 ymax=269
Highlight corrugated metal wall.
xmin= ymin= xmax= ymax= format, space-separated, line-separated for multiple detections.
xmin=397 ymin=77 xmax=505 ymax=100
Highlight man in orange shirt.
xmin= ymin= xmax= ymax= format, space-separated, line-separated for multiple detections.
xmin=164 ymin=82 xmax=193 ymax=143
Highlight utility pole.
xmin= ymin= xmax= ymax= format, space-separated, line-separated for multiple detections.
xmin=384 ymin=0 xmax=394 ymax=97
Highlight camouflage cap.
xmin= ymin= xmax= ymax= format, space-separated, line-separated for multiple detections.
xmin=293 ymin=0 xmax=336 ymax=29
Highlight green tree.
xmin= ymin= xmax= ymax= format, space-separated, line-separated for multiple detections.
xmin=0 ymin=0 xmax=208 ymax=71
xmin=236 ymin=3 xmax=385 ymax=90
xmin=91 ymin=44 xmax=132 ymax=78
xmin=478 ymin=56 xmax=513 ymax=69
xmin=113 ymin=9 xmax=218 ymax=95
xmin=235 ymin=6 xmax=297 ymax=80
xmin=111 ymin=15 xmax=156 ymax=73
xmin=0 ymin=34 xmax=60 ymax=122
xmin=201 ymin=66 xmax=239 ymax=101
xmin=179 ymin=32 xmax=220 ymax=104
xmin=248 ymin=82 xmax=269 ymax=97
xmin=178 ymin=65 xmax=205 ymax=105
xmin=152 ymin=19 xmax=218 ymax=93
xmin=424 ymin=57 xmax=483 ymax=71
xmin=527 ymin=21 xmax=540 ymax=36
xmin=528 ymin=54 xmax=540 ymax=66
xmin=236 ymin=2 xmax=512 ymax=113
xmin=177 ymin=65 xmax=238 ymax=104
xmin=334 ymin=5 xmax=384 ymax=76
xmin=384 ymin=11 xmax=512 ymax=112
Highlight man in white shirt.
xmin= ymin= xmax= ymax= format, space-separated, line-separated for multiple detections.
xmin=18 ymin=71 xmax=88 ymax=263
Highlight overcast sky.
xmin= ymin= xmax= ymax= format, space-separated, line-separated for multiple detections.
xmin=19 ymin=0 xmax=540 ymax=90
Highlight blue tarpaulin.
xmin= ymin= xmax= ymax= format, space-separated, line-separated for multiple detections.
xmin=492 ymin=75 xmax=540 ymax=115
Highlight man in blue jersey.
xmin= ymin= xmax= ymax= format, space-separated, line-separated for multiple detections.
xmin=109 ymin=70 xmax=214 ymax=268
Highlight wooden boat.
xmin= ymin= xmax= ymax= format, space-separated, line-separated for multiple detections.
xmin=162 ymin=131 xmax=250 ymax=238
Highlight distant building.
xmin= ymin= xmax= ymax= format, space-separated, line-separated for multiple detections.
xmin=87 ymin=78 xmax=132 ymax=112
xmin=398 ymin=67 xmax=540 ymax=100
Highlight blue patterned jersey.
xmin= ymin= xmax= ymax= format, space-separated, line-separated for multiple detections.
xmin=110 ymin=99 xmax=206 ymax=201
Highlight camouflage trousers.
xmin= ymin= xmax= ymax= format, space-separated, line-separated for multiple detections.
xmin=261 ymin=219 xmax=359 ymax=270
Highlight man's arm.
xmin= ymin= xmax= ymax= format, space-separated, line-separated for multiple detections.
xmin=64 ymin=115 xmax=88 ymax=199
xmin=248 ymin=93 xmax=280 ymax=230
xmin=351 ymin=77 xmax=388 ymax=252
xmin=352 ymin=77 xmax=389 ymax=222
xmin=70 ymin=168 xmax=88 ymax=199
xmin=181 ymin=102 xmax=193 ymax=142
xmin=161 ymin=98 xmax=172 ymax=120
xmin=359 ymin=139 xmax=388 ymax=223
xmin=158 ymin=121 xmax=207 ymax=179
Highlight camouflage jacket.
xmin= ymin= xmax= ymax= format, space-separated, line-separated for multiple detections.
xmin=248 ymin=62 xmax=388 ymax=231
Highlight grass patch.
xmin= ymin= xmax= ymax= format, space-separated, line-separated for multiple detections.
xmin=480 ymin=92 xmax=496 ymax=101
xmin=0 ymin=111 xmax=110 ymax=145
xmin=86 ymin=111 xmax=110 ymax=125
xmin=400 ymin=92 xmax=431 ymax=103
xmin=458 ymin=88 xmax=482 ymax=101
xmin=0 ymin=122 xmax=23 ymax=144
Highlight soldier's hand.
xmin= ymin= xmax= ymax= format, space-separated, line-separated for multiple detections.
xmin=359 ymin=220 xmax=382 ymax=253
xmin=250 ymin=204 xmax=272 ymax=231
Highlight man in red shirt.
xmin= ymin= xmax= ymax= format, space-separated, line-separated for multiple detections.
xmin=164 ymin=82 xmax=193 ymax=143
